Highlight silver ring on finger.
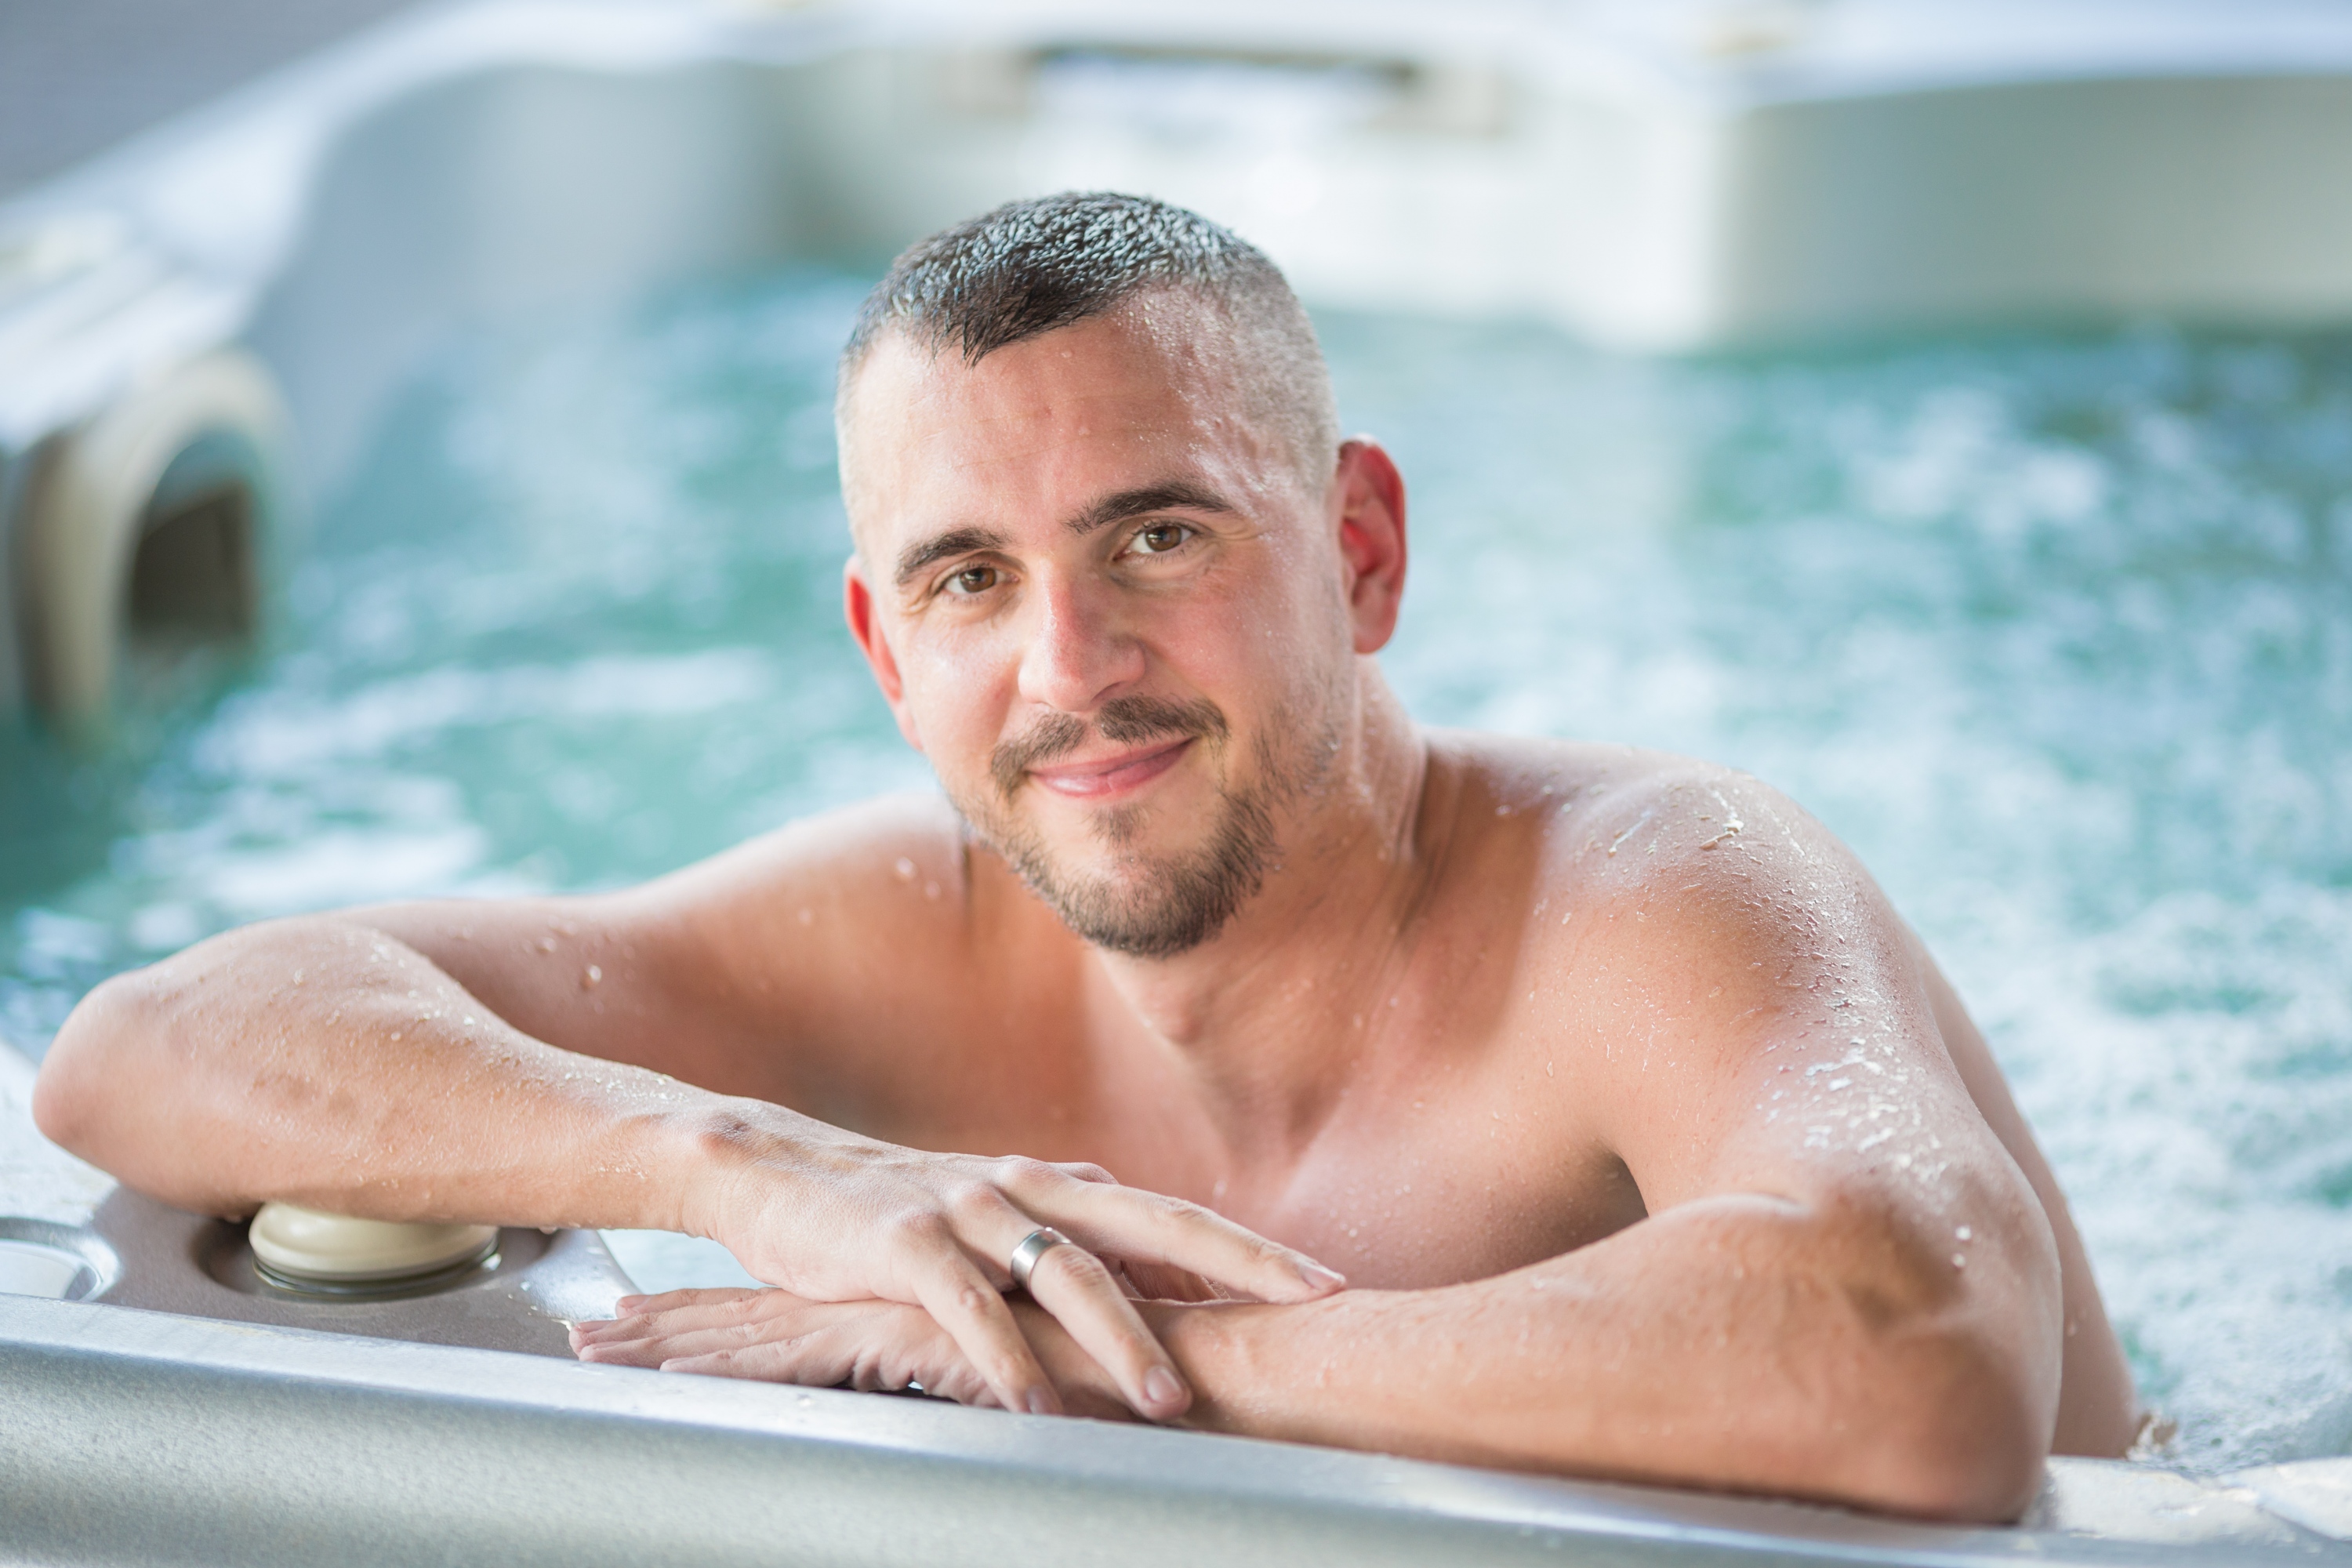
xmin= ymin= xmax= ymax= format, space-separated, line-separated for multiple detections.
xmin=1008 ymin=1226 xmax=1074 ymax=1294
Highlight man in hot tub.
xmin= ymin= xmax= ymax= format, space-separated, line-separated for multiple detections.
xmin=35 ymin=192 xmax=2141 ymax=1521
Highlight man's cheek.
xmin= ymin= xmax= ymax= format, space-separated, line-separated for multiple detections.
xmin=901 ymin=652 xmax=992 ymax=761
xmin=906 ymin=696 xmax=1004 ymax=807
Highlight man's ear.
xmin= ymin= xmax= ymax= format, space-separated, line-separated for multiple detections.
xmin=1332 ymin=438 xmax=1407 ymax=655
xmin=843 ymin=554 xmax=925 ymax=752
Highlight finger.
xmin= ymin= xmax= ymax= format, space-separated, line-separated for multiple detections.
xmin=590 ymin=1319 xmax=794 ymax=1366
xmin=1036 ymin=1183 xmax=1346 ymax=1303
xmin=658 ymin=1334 xmax=851 ymax=1385
xmin=1116 ymin=1258 xmax=1220 ymax=1303
xmin=907 ymin=1243 xmax=1060 ymax=1416
xmin=953 ymin=1186 xmax=1188 ymax=1419
xmin=574 ymin=1325 xmax=677 ymax=1367
xmin=664 ymin=1347 xmax=840 ymax=1385
xmin=575 ymin=1313 xmax=757 ymax=1363
xmin=572 ymin=1290 xmax=780 ymax=1346
xmin=663 ymin=1339 xmax=991 ymax=1404
xmin=576 ymin=1292 xmax=833 ymax=1368
xmin=612 ymin=1287 xmax=764 ymax=1316
xmin=1019 ymin=1239 xmax=1191 ymax=1421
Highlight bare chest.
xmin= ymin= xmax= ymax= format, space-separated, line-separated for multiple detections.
xmin=1203 ymin=1097 xmax=1646 ymax=1290
xmin=1044 ymin=1033 xmax=1649 ymax=1291
xmin=849 ymin=889 xmax=1644 ymax=1289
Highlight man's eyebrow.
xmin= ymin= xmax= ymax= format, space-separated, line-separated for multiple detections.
xmin=890 ymin=482 xmax=1233 ymax=588
xmin=895 ymin=525 xmax=1011 ymax=589
xmin=1066 ymin=480 xmax=1236 ymax=537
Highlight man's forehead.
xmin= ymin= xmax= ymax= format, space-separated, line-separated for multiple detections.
xmin=852 ymin=304 xmax=1230 ymax=442
xmin=840 ymin=301 xmax=1282 ymax=554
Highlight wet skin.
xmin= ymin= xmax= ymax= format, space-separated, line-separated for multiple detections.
xmin=35 ymin=296 xmax=2140 ymax=1522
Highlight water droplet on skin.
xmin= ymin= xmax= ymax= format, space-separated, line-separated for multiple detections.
xmin=1955 ymin=1225 xmax=1972 ymax=1241
xmin=1951 ymin=1254 xmax=1967 ymax=1269
xmin=894 ymin=858 xmax=916 ymax=881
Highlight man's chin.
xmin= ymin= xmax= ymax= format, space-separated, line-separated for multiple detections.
xmin=996 ymin=835 xmax=1268 ymax=961
xmin=957 ymin=760 xmax=1281 ymax=960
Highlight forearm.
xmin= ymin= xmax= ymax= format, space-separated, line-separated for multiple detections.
xmin=33 ymin=914 xmax=719 ymax=1229
xmin=1138 ymin=1196 xmax=2056 ymax=1522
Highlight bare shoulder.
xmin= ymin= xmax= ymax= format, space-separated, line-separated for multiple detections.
xmin=617 ymin=790 xmax=1028 ymax=1014
xmin=1429 ymin=730 xmax=1938 ymax=1156
xmin=1431 ymin=730 xmax=1863 ymax=914
xmin=1436 ymin=731 xmax=2129 ymax=1450
xmin=348 ymin=792 xmax=1005 ymax=1107
xmin=631 ymin=790 xmax=974 ymax=930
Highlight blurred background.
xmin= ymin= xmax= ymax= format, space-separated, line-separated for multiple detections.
xmin=0 ymin=2 xmax=420 ymax=199
xmin=2 ymin=0 xmax=2349 ymax=1484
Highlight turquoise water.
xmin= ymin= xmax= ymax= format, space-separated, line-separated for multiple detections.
xmin=4 ymin=270 xmax=2350 ymax=1472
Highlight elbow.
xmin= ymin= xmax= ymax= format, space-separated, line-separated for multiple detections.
xmin=1832 ymin=1333 xmax=2053 ymax=1524
xmin=1798 ymin=1178 xmax=2062 ymax=1523
xmin=32 ymin=968 xmax=157 ymax=1163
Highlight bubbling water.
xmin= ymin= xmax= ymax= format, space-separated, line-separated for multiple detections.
xmin=2 ymin=269 xmax=2347 ymax=1472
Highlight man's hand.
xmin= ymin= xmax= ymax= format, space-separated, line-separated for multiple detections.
xmin=681 ymin=1114 xmax=1343 ymax=1421
xmin=570 ymin=1286 xmax=1138 ymax=1421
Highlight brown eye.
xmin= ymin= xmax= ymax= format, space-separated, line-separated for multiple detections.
xmin=1135 ymin=524 xmax=1188 ymax=554
xmin=949 ymin=565 xmax=998 ymax=595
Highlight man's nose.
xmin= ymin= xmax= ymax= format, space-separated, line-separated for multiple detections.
xmin=1016 ymin=573 xmax=1145 ymax=715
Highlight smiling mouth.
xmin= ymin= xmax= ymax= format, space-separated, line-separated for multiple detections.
xmin=991 ymin=695 xmax=1229 ymax=804
xmin=1026 ymin=739 xmax=1194 ymax=800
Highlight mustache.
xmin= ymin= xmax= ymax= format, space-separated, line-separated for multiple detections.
xmin=991 ymin=696 xmax=1229 ymax=799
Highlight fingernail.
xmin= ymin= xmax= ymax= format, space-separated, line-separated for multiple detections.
xmin=616 ymin=1295 xmax=643 ymax=1309
xmin=1144 ymin=1367 xmax=1187 ymax=1410
xmin=1298 ymin=1261 xmax=1347 ymax=1292
xmin=1025 ymin=1387 xmax=1059 ymax=1416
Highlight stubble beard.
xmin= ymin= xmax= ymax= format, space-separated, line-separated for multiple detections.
xmin=956 ymin=693 xmax=1334 ymax=960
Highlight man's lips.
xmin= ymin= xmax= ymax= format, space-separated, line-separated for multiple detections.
xmin=1026 ymin=738 xmax=1193 ymax=800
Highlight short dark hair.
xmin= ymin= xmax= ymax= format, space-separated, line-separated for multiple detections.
xmin=837 ymin=192 xmax=1338 ymax=485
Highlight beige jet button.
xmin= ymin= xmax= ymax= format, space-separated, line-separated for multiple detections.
xmin=248 ymin=1202 xmax=498 ymax=1290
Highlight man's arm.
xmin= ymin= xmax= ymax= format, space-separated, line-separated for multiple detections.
xmin=1149 ymin=768 xmax=2063 ymax=1519
xmin=34 ymin=794 xmax=952 ymax=1224
xmin=33 ymin=795 xmax=1341 ymax=1421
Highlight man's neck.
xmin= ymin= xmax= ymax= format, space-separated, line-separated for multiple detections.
xmin=1088 ymin=669 xmax=1447 ymax=1170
